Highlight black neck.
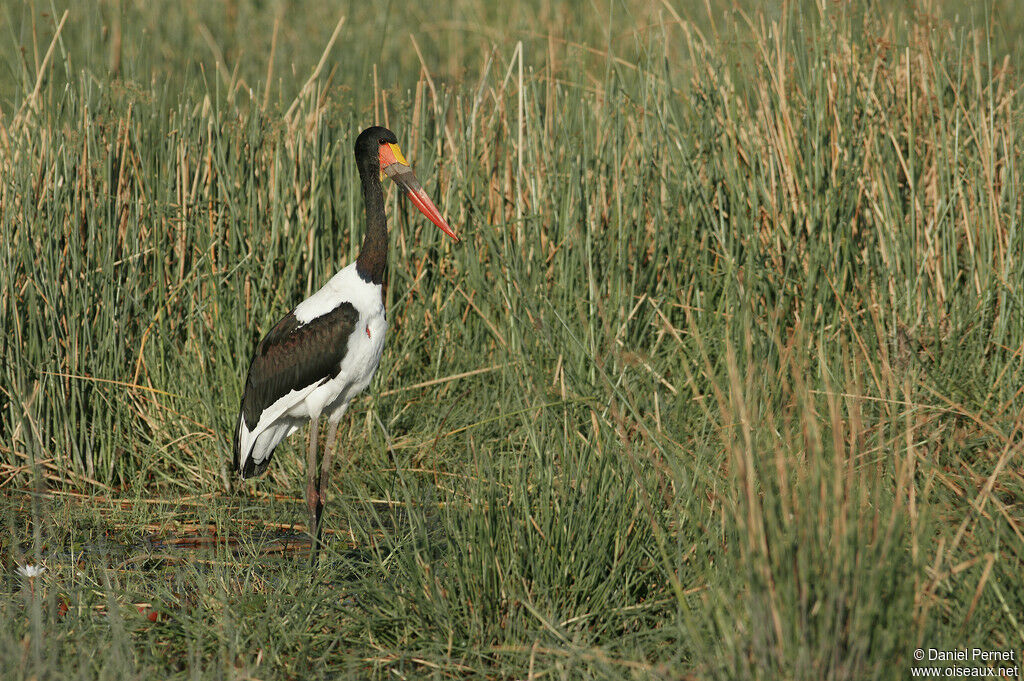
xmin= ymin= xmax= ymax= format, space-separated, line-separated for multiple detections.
xmin=355 ymin=155 xmax=388 ymax=284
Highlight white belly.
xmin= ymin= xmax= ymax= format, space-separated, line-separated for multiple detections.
xmin=289 ymin=304 xmax=388 ymax=422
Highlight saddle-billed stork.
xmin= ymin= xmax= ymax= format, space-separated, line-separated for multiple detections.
xmin=233 ymin=126 xmax=457 ymax=560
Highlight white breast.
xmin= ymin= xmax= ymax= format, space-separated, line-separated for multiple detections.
xmin=294 ymin=263 xmax=381 ymax=324
xmin=289 ymin=263 xmax=388 ymax=422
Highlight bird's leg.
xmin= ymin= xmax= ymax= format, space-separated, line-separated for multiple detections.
xmin=305 ymin=420 xmax=320 ymax=560
xmin=314 ymin=420 xmax=340 ymax=554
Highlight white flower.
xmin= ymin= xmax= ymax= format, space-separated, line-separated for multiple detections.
xmin=16 ymin=564 xmax=46 ymax=578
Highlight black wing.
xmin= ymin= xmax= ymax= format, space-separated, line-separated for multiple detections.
xmin=234 ymin=302 xmax=359 ymax=477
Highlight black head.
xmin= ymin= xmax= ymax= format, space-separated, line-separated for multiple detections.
xmin=354 ymin=126 xmax=399 ymax=167
xmin=352 ymin=124 xmax=459 ymax=243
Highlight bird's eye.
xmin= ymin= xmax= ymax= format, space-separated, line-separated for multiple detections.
xmin=378 ymin=139 xmax=387 ymax=145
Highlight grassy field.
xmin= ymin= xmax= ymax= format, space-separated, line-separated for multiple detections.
xmin=2 ymin=0 xmax=1023 ymax=678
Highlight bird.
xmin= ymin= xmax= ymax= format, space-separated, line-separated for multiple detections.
xmin=233 ymin=126 xmax=458 ymax=561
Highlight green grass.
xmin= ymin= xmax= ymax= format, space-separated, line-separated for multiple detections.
xmin=2 ymin=0 xmax=1023 ymax=678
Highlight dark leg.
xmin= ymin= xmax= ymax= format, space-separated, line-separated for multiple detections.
xmin=313 ymin=420 xmax=340 ymax=561
xmin=305 ymin=420 xmax=320 ymax=563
